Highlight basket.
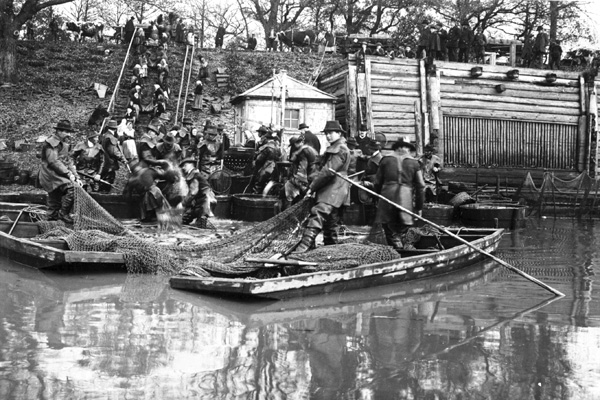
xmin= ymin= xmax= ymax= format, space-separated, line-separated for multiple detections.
xmin=208 ymin=168 xmax=233 ymax=195
xmin=449 ymin=191 xmax=475 ymax=207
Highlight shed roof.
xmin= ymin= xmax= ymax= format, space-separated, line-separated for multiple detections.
xmin=231 ymin=72 xmax=337 ymax=105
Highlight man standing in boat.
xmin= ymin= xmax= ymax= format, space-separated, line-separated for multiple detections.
xmin=72 ymin=130 xmax=104 ymax=193
xmin=294 ymin=121 xmax=351 ymax=252
xmin=100 ymin=120 xmax=128 ymax=193
xmin=38 ymin=119 xmax=81 ymax=224
xmin=374 ymin=138 xmax=425 ymax=251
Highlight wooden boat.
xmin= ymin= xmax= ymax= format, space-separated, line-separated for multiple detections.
xmin=0 ymin=202 xmax=126 ymax=269
xmin=169 ymin=227 xmax=505 ymax=300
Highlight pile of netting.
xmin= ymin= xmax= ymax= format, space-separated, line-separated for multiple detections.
xmin=516 ymin=171 xmax=600 ymax=217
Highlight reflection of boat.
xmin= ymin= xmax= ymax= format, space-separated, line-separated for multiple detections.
xmin=170 ymin=261 xmax=502 ymax=326
xmin=170 ymin=228 xmax=504 ymax=300
xmin=0 ymin=202 xmax=125 ymax=269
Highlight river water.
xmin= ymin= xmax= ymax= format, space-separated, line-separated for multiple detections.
xmin=0 ymin=217 xmax=599 ymax=399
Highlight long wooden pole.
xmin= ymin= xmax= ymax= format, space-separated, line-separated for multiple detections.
xmin=175 ymin=45 xmax=190 ymax=123
xmin=181 ymin=42 xmax=196 ymax=123
xmin=328 ymin=168 xmax=565 ymax=297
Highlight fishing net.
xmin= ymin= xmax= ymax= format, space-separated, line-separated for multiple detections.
xmin=288 ymin=243 xmax=399 ymax=272
xmin=516 ymin=171 xmax=600 ymax=217
xmin=35 ymin=185 xmax=312 ymax=276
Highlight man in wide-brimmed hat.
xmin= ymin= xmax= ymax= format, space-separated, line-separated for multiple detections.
xmin=250 ymin=129 xmax=280 ymax=194
xmin=100 ymin=119 xmax=128 ymax=193
xmin=364 ymin=139 xmax=383 ymax=184
xmin=156 ymin=130 xmax=183 ymax=164
xmin=72 ymin=130 xmax=105 ymax=193
xmin=373 ymin=138 xmax=425 ymax=251
xmin=38 ymin=119 xmax=80 ymax=223
xmin=294 ymin=120 xmax=351 ymax=252
xmin=298 ymin=122 xmax=321 ymax=155
xmin=197 ymin=125 xmax=222 ymax=178
xmin=284 ymin=135 xmax=319 ymax=206
xmin=179 ymin=157 xmax=215 ymax=226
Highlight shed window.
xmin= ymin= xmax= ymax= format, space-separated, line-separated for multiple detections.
xmin=284 ymin=109 xmax=300 ymax=129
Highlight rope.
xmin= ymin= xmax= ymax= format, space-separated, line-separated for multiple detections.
xmin=175 ymin=45 xmax=190 ymax=122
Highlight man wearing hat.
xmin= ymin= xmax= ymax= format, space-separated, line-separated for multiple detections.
xmin=72 ymin=130 xmax=105 ymax=193
xmin=373 ymin=138 xmax=425 ymax=251
xmin=373 ymin=42 xmax=386 ymax=57
xmin=298 ymin=123 xmax=321 ymax=155
xmin=356 ymin=123 xmax=372 ymax=156
xmin=356 ymin=40 xmax=371 ymax=72
xmin=100 ymin=120 xmax=128 ymax=193
xmin=458 ymin=20 xmax=473 ymax=63
xmin=138 ymin=124 xmax=160 ymax=165
xmin=156 ymin=129 xmax=183 ymax=164
xmin=250 ymin=130 xmax=280 ymax=194
xmin=180 ymin=157 xmax=214 ymax=226
xmin=284 ymin=136 xmax=319 ymax=206
xmin=38 ymin=119 xmax=80 ymax=223
xmin=295 ymin=121 xmax=351 ymax=252
xmin=533 ymin=25 xmax=549 ymax=68
xmin=197 ymin=125 xmax=222 ymax=178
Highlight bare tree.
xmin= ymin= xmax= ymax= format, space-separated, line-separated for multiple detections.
xmin=66 ymin=0 xmax=100 ymax=21
xmin=240 ymin=0 xmax=311 ymax=46
xmin=1 ymin=0 xmax=75 ymax=83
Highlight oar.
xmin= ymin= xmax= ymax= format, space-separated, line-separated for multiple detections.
xmin=328 ymin=168 xmax=565 ymax=297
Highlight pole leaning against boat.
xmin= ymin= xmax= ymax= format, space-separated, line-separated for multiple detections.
xmin=328 ymin=168 xmax=565 ymax=297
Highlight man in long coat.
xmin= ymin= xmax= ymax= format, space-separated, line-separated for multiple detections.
xmin=72 ymin=131 xmax=104 ymax=192
xmin=285 ymin=136 xmax=319 ymax=205
xmin=294 ymin=121 xmax=351 ymax=252
xmin=374 ymin=138 xmax=425 ymax=251
xmin=100 ymin=120 xmax=127 ymax=193
xmin=299 ymin=123 xmax=321 ymax=155
xmin=38 ymin=119 xmax=80 ymax=223
xmin=533 ymin=25 xmax=549 ymax=68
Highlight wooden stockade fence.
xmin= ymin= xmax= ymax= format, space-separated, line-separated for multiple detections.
xmin=317 ymin=54 xmax=598 ymax=177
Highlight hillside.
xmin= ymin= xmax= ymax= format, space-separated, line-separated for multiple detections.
xmin=0 ymin=40 xmax=342 ymax=191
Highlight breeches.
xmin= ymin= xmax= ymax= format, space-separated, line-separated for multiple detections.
xmin=47 ymin=183 xmax=74 ymax=219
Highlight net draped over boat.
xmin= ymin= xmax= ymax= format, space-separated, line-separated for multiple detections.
xmin=33 ymin=186 xmax=407 ymax=276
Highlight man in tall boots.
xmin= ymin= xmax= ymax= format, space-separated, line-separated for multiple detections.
xmin=100 ymin=120 xmax=128 ymax=193
xmin=295 ymin=121 xmax=351 ymax=252
xmin=38 ymin=119 xmax=81 ymax=224
xmin=373 ymin=138 xmax=426 ymax=250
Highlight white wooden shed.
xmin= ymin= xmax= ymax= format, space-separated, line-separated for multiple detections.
xmin=231 ymin=70 xmax=337 ymax=152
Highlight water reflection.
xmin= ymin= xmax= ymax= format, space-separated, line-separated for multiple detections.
xmin=1 ymin=218 xmax=600 ymax=399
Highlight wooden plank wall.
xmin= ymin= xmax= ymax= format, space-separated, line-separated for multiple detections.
xmin=318 ymin=61 xmax=349 ymax=132
xmin=369 ymin=58 xmax=421 ymax=145
xmin=436 ymin=61 xmax=584 ymax=171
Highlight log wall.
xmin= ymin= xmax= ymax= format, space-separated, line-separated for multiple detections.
xmin=317 ymin=55 xmax=592 ymax=173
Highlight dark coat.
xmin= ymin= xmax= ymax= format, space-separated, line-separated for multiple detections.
xmin=101 ymin=132 xmax=126 ymax=173
xmin=310 ymin=137 xmax=351 ymax=208
xmin=374 ymin=153 xmax=425 ymax=225
xmin=301 ymin=130 xmax=321 ymax=154
xmin=39 ymin=136 xmax=77 ymax=192
xmin=72 ymin=141 xmax=105 ymax=175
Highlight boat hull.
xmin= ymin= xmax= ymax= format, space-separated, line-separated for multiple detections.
xmin=169 ymin=228 xmax=504 ymax=299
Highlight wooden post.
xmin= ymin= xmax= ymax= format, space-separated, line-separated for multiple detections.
xmin=419 ymin=59 xmax=428 ymax=148
xmin=429 ymin=70 xmax=440 ymax=131
xmin=347 ymin=65 xmax=358 ymax=137
xmin=414 ymin=100 xmax=422 ymax=151
xmin=438 ymin=108 xmax=444 ymax=163
xmin=365 ymin=59 xmax=374 ymax=139
xmin=510 ymin=42 xmax=517 ymax=67
xmin=580 ymin=75 xmax=586 ymax=114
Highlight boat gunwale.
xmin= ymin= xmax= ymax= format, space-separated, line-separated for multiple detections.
xmin=169 ymin=228 xmax=504 ymax=294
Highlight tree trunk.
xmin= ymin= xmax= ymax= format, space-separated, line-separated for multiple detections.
xmin=549 ymin=1 xmax=558 ymax=42
xmin=0 ymin=12 xmax=17 ymax=84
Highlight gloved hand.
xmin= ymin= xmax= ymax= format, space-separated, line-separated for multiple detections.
xmin=76 ymin=179 xmax=84 ymax=187
xmin=68 ymin=173 xmax=76 ymax=182
xmin=94 ymin=174 xmax=101 ymax=181
xmin=362 ymin=181 xmax=374 ymax=189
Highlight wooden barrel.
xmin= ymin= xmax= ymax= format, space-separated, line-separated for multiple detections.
xmin=417 ymin=203 xmax=454 ymax=226
xmin=232 ymin=194 xmax=278 ymax=222
xmin=230 ymin=175 xmax=252 ymax=195
xmin=459 ymin=203 xmax=527 ymax=229
xmin=214 ymin=195 xmax=232 ymax=219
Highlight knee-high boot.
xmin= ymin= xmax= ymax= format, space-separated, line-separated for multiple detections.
xmin=293 ymin=227 xmax=319 ymax=253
